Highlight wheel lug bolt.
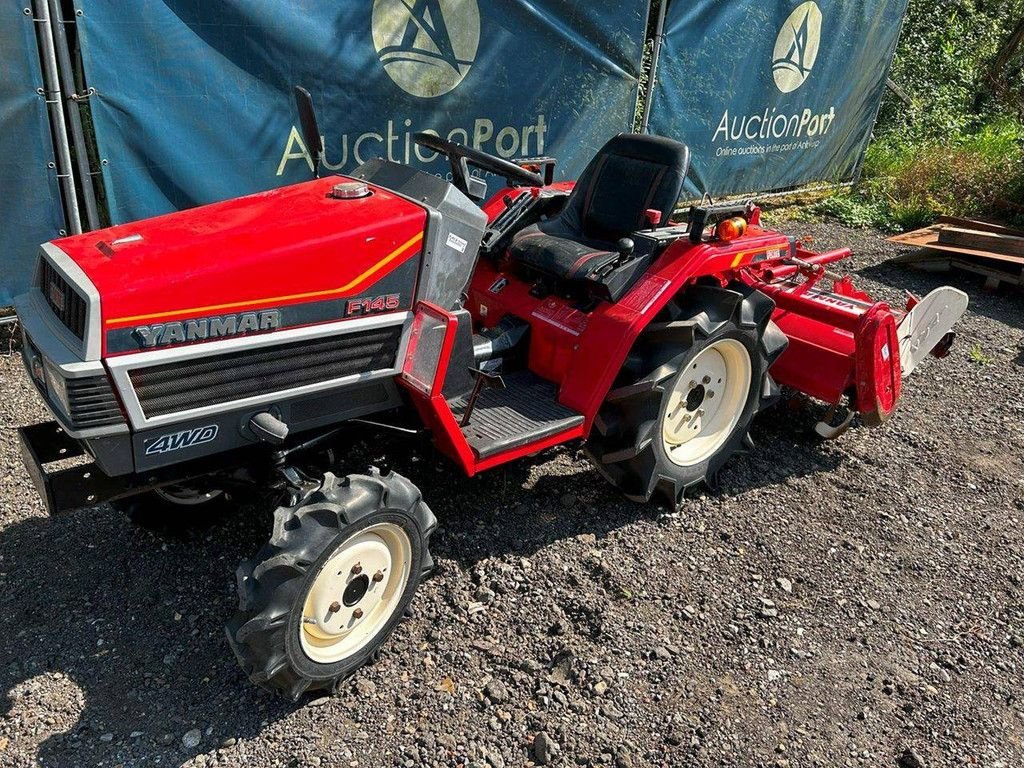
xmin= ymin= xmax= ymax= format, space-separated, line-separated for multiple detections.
xmin=353 ymin=608 xmax=364 ymax=619
xmin=372 ymin=571 xmax=384 ymax=583
xmin=702 ymin=375 xmax=711 ymax=384
xmin=688 ymin=380 xmax=696 ymax=389
xmin=351 ymin=563 xmax=362 ymax=575
xmin=328 ymin=601 xmax=341 ymax=614
xmin=707 ymin=391 xmax=715 ymax=399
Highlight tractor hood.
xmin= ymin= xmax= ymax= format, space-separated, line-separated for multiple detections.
xmin=48 ymin=176 xmax=427 ymax=355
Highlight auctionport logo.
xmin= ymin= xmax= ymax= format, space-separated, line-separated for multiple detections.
xmin=710 ymin=0 xmax=835 ymax=154
xmin=372 ymin=0 xmax=481 ymax=98
xmin=772 ymin=1 xmax=822 ymax=93
xmin=277 ymin=0 xmax=546 ymax=177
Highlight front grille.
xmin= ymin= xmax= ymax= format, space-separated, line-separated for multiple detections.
xmin=39 ymin=258 xmax=87 ymax=340
xmin=66 ymin=376 xmax=125 ymax=429
xmin=129 ymin=325 xmax=404 ymax=418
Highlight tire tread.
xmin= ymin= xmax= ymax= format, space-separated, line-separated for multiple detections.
xmin=226 ymin=470 xmax=435 ymax=700
xmin=586 ymin=282 xmax=787 ymax=506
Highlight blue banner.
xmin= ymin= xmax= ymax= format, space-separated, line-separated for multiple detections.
xmin=1 ymin=3 xmax=65 ymax=305
xmin=648 ymin=1 xmax=907 ymax=197
xmin=73 ymin=0 xmax=650 ymax=224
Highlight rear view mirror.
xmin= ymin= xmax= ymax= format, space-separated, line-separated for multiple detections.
xmin=293 ymin=86 xmax=323 ymax=177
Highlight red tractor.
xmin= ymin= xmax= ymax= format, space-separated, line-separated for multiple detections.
xmin=14 ymin=92 xmax=967 ymax=699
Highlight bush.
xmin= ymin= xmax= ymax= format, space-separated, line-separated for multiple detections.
xmin=817 ymin=119 xmax=1024 ymax=231
xmin=815 ymin=2 xmax=1024 ymax=231
xmin=878 ymin=0 xmax=1024 ymax=141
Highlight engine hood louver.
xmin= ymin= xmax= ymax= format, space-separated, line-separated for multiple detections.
xmin=128 ymin=325 xmax=403 ymax=418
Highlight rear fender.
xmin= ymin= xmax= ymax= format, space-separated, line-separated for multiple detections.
xmin=558 ymin=232 xmax=791 ymax=428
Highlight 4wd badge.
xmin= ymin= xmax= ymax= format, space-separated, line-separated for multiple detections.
xmin=145 ymin=425 xmax=219 ymax=455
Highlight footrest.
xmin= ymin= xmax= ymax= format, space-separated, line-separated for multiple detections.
xmin=449 ymin=371 xmax=583 ymax=459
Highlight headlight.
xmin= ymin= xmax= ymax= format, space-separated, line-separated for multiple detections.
xmin=25 ymin=344 xmax=45 ymax=387
xmin=44 ymin=361 xmax=71 ymax=414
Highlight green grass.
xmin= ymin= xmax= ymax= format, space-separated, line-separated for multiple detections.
xmin=968 ymin=343 xmax=995 ymax=365
xmin=814 ymin=119 xmax=1024 ymax=232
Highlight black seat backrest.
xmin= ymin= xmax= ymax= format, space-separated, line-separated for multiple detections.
xmin=558 ymin=134 xmax=691 ymax=243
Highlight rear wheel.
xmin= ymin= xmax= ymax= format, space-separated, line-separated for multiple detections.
xmin=586 ymin=281 xmax=788 ymax=506
xmin=226 ymin=469 xmax=435 ymax=700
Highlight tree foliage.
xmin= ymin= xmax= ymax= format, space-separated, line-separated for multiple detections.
xmin=877 ymin=0 xmax=1024 ymax=139
xmin=819 ymin=1 xmax=1024 ymax=230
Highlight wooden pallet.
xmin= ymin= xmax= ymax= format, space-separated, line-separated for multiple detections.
xmin=888 ymin=216 xmax=1024 ymax=289
xmin=938 ymin=226 xmax=1024 ymax=257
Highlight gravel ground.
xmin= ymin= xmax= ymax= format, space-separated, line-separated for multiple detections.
xmin=0 ymin=222 xmax=1022 ymax=768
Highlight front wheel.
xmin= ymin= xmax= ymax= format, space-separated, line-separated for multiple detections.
xmin=586 ymin=281 xmax=788 ymax=506
xmin=226 ymin=469 xmax=436 ymax=700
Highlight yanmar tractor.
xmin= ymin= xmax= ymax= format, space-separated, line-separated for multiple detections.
xmin=14 ymin=91 xmax=967 ymax=699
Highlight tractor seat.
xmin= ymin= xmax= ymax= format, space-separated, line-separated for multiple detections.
xmin=509 ymin=133 xmax=690 ymax=282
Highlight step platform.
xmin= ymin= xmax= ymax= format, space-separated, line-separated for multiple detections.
xmin=448 ymin=371 xmax=583 ymax=459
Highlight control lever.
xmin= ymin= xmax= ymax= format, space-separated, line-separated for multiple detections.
xmin=460 ymin=368 xmax=506 ymax=427
xmin=617 ymin=238 xmax=635 ymax=260
xmin=786 ymin=255 xmax=843 ymax=282
xmin=594 ymin=238 xmax=637 ymax=280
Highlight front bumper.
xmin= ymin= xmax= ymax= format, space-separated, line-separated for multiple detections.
xmin=18 ymin=422 xmax=126 ymax=514
xmin=15 ymin=290 xmax=128 ymax=440
xmin=19 ymin=419 xmax=265 ymax=515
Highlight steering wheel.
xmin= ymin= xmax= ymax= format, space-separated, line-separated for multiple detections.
xmin=413 ymin=132 xmax=543 ymax=199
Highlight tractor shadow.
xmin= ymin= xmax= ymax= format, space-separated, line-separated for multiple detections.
xmin=376 ymin=407 xmax=843 ymax=571
xmin=0 ymin=497 xmax=291 ymax=766
xmin=0 ymin=412 xmax=839 ymax=766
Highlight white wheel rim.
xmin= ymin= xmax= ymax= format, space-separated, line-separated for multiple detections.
xmin=662 ymin=338 xmax=752 ymax=467
xmin=299 ymin=522 xmax=412 ymax=665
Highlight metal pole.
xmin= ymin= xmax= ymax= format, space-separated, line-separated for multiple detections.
xmin=640 ymin=0 xmax=669 ymax=133
xmin=47 ymin=0 xmax=100 ymax=230
xmin=851 ymin=9 xmax=911 ymax=185
xmin=32 ymin=0 xmax=82 ymax=234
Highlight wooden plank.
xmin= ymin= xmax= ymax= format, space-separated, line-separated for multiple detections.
xmin=955 ymin=254 xmax=1024 ymax=281
xmin=888 ymin=228 xmax=1024 ymax=267
xmin=889 ymin=218 xmax=1024 ymax=251
xmin=896 ymin=247 xmax=1024 ymax=286
xmin=935 ymin=215 xmax=1024 ymax=238
xmin=898 ymin=240 xmax=1024 ymax=267
xmin=946 ymin=258 xmax=1023 ymax=286
xmin=889 ymin=220 xmax=1024 ymax=289
xmin=937 ymin=226 xmax=1024 ymax=257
